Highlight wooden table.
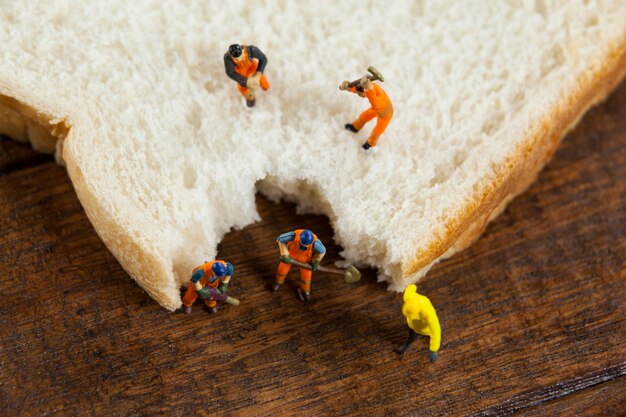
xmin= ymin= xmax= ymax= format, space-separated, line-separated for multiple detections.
xmin=1 ymin=81 xmax=624 ymax=416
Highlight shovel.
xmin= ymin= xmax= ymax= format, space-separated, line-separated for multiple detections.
xmin=290 ymin=259 xmax=361 ymax=283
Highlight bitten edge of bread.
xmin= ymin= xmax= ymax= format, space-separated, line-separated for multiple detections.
xmin=1 ymin=36 xmax=625 ymax=309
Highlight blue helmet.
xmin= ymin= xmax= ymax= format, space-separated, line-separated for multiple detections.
xmin=211 ymin=262 xmax=228 ymax=277
xmin=300 ymin=230 xmax=314 ymax=246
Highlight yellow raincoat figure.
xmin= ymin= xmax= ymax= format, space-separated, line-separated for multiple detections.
xmin=396 ymin=284 xmax=442 ymax=362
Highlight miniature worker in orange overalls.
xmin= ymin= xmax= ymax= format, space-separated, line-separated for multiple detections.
xmin=182 ymin=260 xmax=235 ymax=314
xmin=273 ymin=229 xmax=326 ymax=301
xmin=224 ymin=44 xmax=270 ymax=107
xmin=340 ymin=76 xmax=393 ymax=150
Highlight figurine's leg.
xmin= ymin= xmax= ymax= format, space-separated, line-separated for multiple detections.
xmin=273 ymin=262 xmax=291 ymax=291
xmin=204 ymin=299 xmax=218 ymax=314
xmin=237 ymin=84 xmax=256 ymax=107
xmin=298 ymin=268 xmax=312 ymax=301
xmin=181 ymin=284 xmax=198 ymax=314
xmin=351 ymin=108 xmax=377 ymax=132
xmin=365 ymin=115 xmax=392 ymax=148
xmin=395 ymin=328 xmax=418 ymax=354
xmin=259 ymin=74 xmax=270 ymax=90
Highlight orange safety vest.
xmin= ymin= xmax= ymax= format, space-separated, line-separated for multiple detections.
xmin=350 ymin=84 xmax=393 ymax=118
xmin=192 ymin=260 xmax=227 ymax=287
xmin=287 ymin=229 xmax=318 ymax=263
xmin=231 ymin=47 xmax=259 ymax=79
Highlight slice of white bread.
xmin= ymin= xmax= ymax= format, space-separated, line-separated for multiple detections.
xmin=1 ymin=2 xmax=625 ymax=310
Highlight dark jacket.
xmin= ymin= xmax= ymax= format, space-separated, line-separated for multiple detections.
xmin=223 ymin=45 xmax=268 ymax=87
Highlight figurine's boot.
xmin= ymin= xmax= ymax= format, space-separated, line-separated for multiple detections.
xmin=183 ymin=306 xmax=192 ymax=314
xmin=297 ymin=288 xmax=311 ymax=301
xmin=362 ymin=142 xmax=371 ymax=150
xmin=395 ymin=328 xmax=418 ymax=354
xmin=345 ymin=123 xmax=359 ymax=133
xmin=205 ymin=300 xmax=218 ymax=314
xmin=274 ymin=263 xmax=290 ymax=291
xmin=246 ymin=98 xmax=256 ymax=108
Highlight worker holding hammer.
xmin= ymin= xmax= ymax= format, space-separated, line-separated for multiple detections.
xmin=273 ymin=229 xmax=326 ymax=301
xmin=224 ymin=43 xmax=270 ymax=108
xmin=182 ymin=260 xmax=239 ymax=314
xmin=340 ymin=67 xmax=393 ymax=150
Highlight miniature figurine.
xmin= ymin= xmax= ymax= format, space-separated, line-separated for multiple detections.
xmin=339 ymin=66 xmax=393 ymax=150
xmin=273 ymin=229 xmax=326 ymax=301
xmin=396 ymin=284 xmax=442 ymax=362
xmin=224 ymin=43 xmax=270 ymax=107
xmin=182 ymin=260 xmax=239 ymax=314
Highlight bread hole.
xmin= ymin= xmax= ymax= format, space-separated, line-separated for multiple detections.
xmin=429 ymin=163 xmax=448 ymax=187
xmin=453 ymin=149 xmax=468 ymax=168
xmin=541 ymin=44 xmax=566 ymax=77
xmin=411 ymin=0 xmax=425 ymax=16
xmin=586 ymin=15 xmax=598 ymax=26
xmin=186 ymin=101 xmax=202 ymax=130
xmin=183 ymin=165 xmax=198 ymax=189
xmin=481 ymin=110 xmax=505 ymax=136
xmin=203 ymin=79 xmax=217 ymax=94
xmin=534 ymin=0 xmax=547 ymax=17
xmin=434 ymin=112 xmax=442 ymax=130
xmin=450 ymin=97 xmax=462 ymax=124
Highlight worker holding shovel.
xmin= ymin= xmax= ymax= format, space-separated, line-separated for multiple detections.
xmin=273 ymin=229 xmax=361 ymax=301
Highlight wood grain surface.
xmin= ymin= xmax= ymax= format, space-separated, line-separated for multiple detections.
xmin=0 ymin=80 xmax=625 ymax=416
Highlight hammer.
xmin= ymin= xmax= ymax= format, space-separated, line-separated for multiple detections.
xmin=340 ymin=66 xmax=385 ymax=90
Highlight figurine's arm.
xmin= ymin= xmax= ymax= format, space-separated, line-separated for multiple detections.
xmin=310 ymin=240 xmax=326 ymax=270
xmin=277 ymin=232 xmax=295 ymax=263
xmin=248 ymin=45 xmax=268 ymax=73
xmin=339 ymin=76 xmax=372 ymax=93
xmin=339 ymin=81 xmax=353 ymax=92
xmin=190 ymin=269 xmax=205 ymax=291
xmin=312 ymin=240 xmax=326 ymax=262
xmin=218 ymin=262 xmax=234 ymax=293
xmin=427 ymin=315 xmax=442 ymax=358
xmin=360 ymin=76 xmax=373 ymax=91
xmin=224 ymin=53 xmax=248 ymax=87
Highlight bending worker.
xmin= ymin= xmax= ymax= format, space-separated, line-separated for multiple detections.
xmin=224 ymin=43 xmax=270 ymax=107
xmin=273 ymin=229 xmax=326 ymax=301
xmin=396 ymin=284 xmax=442 ymax=362
xmin=340 ymin=76 xmax=393 ymax=150
xmin=182 ymin=260 xmax=234 ymax=314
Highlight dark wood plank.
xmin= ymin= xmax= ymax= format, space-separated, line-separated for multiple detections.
xmin=0 ymin=79 xmax=624 ymax=416
xmin=523 ymin=377 xmax=626 ymax=417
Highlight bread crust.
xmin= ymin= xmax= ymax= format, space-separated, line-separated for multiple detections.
xmin=404 ymin=36 xmax=626 ymax=277
xmin=63 ymin=141 xmax=182 ymax=310
xmin=0 ymin=91 xmax=182 ymax=310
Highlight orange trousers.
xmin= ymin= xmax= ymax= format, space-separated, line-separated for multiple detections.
xmin=352 ymin=106 xmax=393 ymax=147
xmin=275 ymin=262 xmax=313 ymax=292
xmin=236 ymin=75 xmax=270 ymax=100
xmin=182 ymin=285 xmax=217 ymax=308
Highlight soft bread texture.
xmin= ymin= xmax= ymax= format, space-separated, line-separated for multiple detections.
xmin=1 ymin=1 xmax=625 ymax=310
